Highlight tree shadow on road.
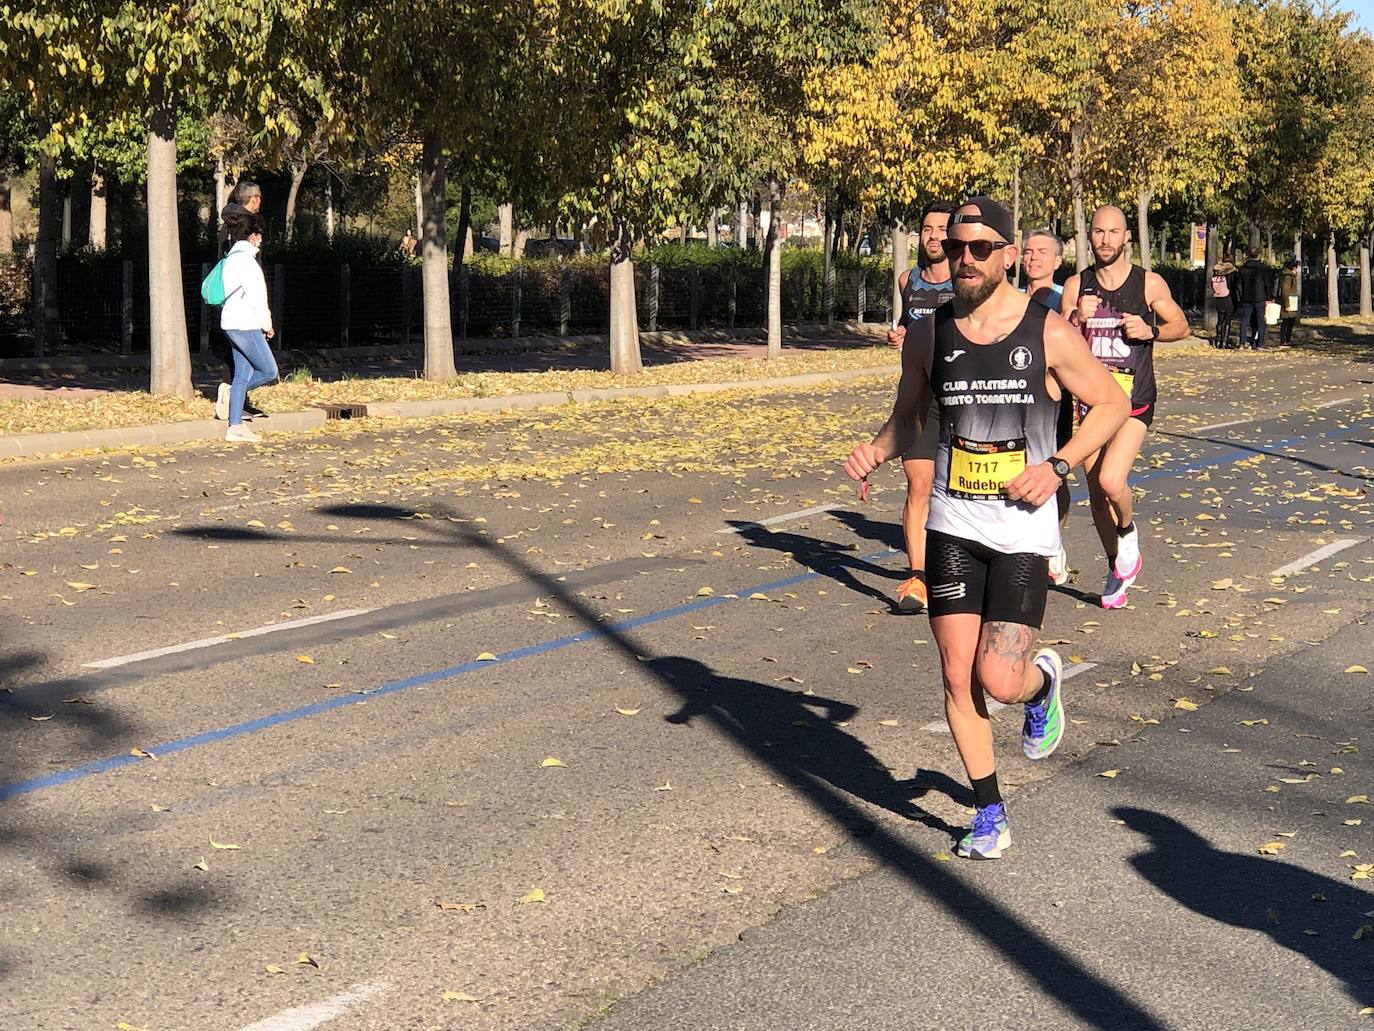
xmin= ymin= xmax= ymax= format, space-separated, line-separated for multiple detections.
xmin=656 ymin=656 xmax=959 ymax=837
xmin=1115 ymin=807 xmax=1374 ymax=1008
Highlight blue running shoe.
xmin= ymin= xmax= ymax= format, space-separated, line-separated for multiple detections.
xmin=1023 ymin=648 xmax=1065 ymax=760
xmin=957 ymin=802 xmax=1010 ymax=859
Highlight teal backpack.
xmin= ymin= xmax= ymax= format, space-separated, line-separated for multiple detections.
xmin=201 ymin=258 xmax=228 ymax=306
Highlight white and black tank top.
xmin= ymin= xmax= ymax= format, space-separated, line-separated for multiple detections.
xmin=927 ymin=300 xmax=1062 ymax=557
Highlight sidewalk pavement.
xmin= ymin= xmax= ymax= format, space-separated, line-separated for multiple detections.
xmin=590 ymin=618 xmax=1374 ymax=1030
xmin=0 ymin=329 xmax=899 ymax=460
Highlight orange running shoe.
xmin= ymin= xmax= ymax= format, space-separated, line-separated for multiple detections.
xmin=896 ymin=575 xmax=928 ymax=613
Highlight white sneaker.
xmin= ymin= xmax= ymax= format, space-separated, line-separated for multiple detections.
xmin=215 ymin=382 xmax=230 ymax=421
xmin=1048 ymin=545 xmax=1070 ymax=586
xmin=1101 ymin=564 xmax=1136 ymax=609
xmin=1114 ymin=524 xmax=1142 ymax=580
xmin=224 ymin=425 xmax=261 ymax=443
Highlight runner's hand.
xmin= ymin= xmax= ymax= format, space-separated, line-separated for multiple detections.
xmin=886 ymin=326 xmax=904 ymax=349
xmin=1005 ymin=462 xmax=1060 ymax=508
xmin=1119 ymin=312 xmax=1153 ymax=341
xmin=844 ymin=443 xmax=886 ymax=482
xmin=1077 ymin=294 xmax=1102 ymax=322
xmin=265 ymin=328 xmax=275 ymax=340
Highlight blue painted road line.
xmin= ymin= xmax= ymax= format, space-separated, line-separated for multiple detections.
xmin=0 ymin=556 xmax=898 ymax=801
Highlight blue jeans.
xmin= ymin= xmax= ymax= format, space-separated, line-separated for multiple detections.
xmin=1236 ymin=302 xmax=1267 ymax=349
xmin=224 ymin=329 xmax=278 ymax=425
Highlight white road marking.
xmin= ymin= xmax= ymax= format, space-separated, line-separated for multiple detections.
xmin=923 ymin=661 xmax=1097 ymax=733
xmin=716 ymin=503 xmax=846 ymax=534
xmin=84 ymin=608 xmax=374 ymax=669
xmin=237 ymin=981 xmax=388 ymax=1031
xmin=1190 ymin=396 xmax=1357 ymax=434
xmin=1269 ymin=539 xmax=1364 ymax=579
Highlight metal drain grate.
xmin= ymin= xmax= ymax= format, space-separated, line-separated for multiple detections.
xmin=313 ymin=402 xmax=369 ymax=420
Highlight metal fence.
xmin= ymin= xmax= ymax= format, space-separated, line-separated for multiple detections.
xmin=0 ymin=255 xmax=894 ymax=360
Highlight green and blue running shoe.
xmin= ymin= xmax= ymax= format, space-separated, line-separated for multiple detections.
xmin=957 ymin=802 xmax=1010 ymax=860
xmin=1023 ymin=648 xmax=1065 ymax=760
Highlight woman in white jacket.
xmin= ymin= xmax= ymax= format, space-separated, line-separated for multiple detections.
xmin=220 ymin=211 xmax=279 ymax=442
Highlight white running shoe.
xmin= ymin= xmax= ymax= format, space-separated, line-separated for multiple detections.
xmin=1048 ymin=545 xmax=1070 ymax=586
xmin=1101 ymin=565 xmax=1134 ymax=609
xmin=224 ymin=425 xmax=261 ymax=443
xmin=215 ymin=382 xmax=230 ymax=421
xmin=1115 ymin=524 xmax=1142 ymax=580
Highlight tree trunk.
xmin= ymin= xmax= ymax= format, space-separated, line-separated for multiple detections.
xmin=822 ymin=191 xmax=835 ymax=325
xmin=1136 ymin=189 xmax=1152 ymax=271
xmin=0 ymin=175 xmax=12 ymax=254
xmin=750 ymin=195 xmax=762 ymax=252
xmin=679 ymin=223 xmax=689 ymax=246
xmin=456 ymin=184 xmax=472 ymax=263
xmin=215 ymin=151 xmax=233 ymax=217
xmin=1249 ymin=221 xmax=1261 ymax=255
xmin=325 ymin=177 xmax=336 ymax=240
xmin=1158 ymin=223 xmax=1167 ymax=265
xmin=766 ymin=181 xmax=783 ymax=358
xmin=1012 ymin=160 xmax=1022 ymax=287
xmin=1360 ymin=231 xmax=1371 ymax=318
xmin=1264 ymin=225 xmax=1274 ymax=264
xmin=707 ymin=211 xmax=718 ymax=249
xmin=1070 ymin=124 xmax=1089 ymax=270
xmin=498 ymin=202 xmax=514 ymax=257
xmin=419 ymin=131 xmax=456 ymax=381
xmin=61 ymin=192 xmax=72 ymax=248
xmin=284 ymin=159 xmax=307 ymax=242
xmin=1203 ymin=221 xmax=1218 ymax=331
xmin=147 ymin=87 xmax=193 ymax=398
xmin=1293 ymin=230 xmax=1302 ymax=269
xmin=513 ymin=228 xmax=529 ymax=258
xmin=738 ymin=199 xmax=748 ymax=249
xmin=1327 ymin=229 xmax=1340 ymax=319
xmin=609 ymin=222 xmax=642 ymax=374
xmin=890 ymin=214 xmax=909 ymax=324
xmin=89 ymin=165 xmax=108 ymax=251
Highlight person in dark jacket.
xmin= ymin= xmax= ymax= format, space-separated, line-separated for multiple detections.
xmin=1234 ymin=247 xmax=1274 ymax=350
xmin=1277 ymin=257 xmax=1300 ymax=345
xmin=1210 ymin=258 xmax=1237 ymax=348
xmin=214 ymin=181 xmax=266 ymax=421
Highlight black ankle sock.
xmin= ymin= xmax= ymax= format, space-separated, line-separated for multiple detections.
xmin=971 ymin=772 xmax=1002 ymax=808
xmin=1030 ymin=667 xmax=1052 ymax=704
xmin=910 ymin=569 xmax=927 ymax=584
xmin=1116 ymin=521 xmax=1135 ymax=538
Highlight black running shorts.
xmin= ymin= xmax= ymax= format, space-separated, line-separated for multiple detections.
xmin=1056 ymin=392 xmax=1074 ymax=451
xmin=902 ymin=399 xmax=940 ymax=463
xmin=925 ymin=530 xmax=1050 ymax=627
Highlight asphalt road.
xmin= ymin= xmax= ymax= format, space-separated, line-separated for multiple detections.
xmin=0 ymin=341 xmax=1371 ymax=1030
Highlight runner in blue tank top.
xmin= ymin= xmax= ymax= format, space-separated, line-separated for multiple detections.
xmin=845 ymin=198 xmax=1129 ymax=860
xmin=1061 ymin=206 xmax=1189 ymax=610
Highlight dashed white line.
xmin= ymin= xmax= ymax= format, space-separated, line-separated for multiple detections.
xmin=236 ymin=981 xmax=388 ymax=1031
xmin=716 ymin=503 xmax=846 ymax=534
xmin=1269 ymin=539 xmax=1364 ymax=579
xmin=83 ymin=608 xmax=374 ymax=669
xmin=922 ymin=661 xmax=1098 ymax=733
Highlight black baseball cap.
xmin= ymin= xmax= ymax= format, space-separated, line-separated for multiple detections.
xmin=951 ymin=196 xmax=1014 ymax=244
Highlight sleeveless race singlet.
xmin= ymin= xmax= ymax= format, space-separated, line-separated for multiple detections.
xmin=900 ymin=271 xmax=955 ymax=327
xmin=926 ymin=301 xmax=1062 ymax=557
xmin=1079 ymin=264 xmax=1156 ymax=415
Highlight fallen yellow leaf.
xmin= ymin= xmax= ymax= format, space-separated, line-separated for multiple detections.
xmin=1174 ymin=698 xmax=1199 ymax=711
xmin=475 ymin=652 xmax=498 ymax=661
xmin=209 ymin=838 xmax=241 ymax=850
xmin=296 ymin=654 xmax=315 ymax=664
xmin=130 ymin=747 xmax=156 ymax=760
xmin=296 ymin=953 xmax=319 ymax=968
xmin=1098 ymin=770 xmax=1121 ymax=779
xmin=614 ymin=707 xmax=641 ymax=716
xmin=1346 ymin=665 xmax=1369 ymax=674
xmin=264 ymin=964 xmax=285 ymax=975
xmin=443 ymin=990 xmax=481 ymax=1003
xmin=541 ymin=757 xmax=567 ymax=768
xmin=519 ymin=887 xmax=546 ymax=904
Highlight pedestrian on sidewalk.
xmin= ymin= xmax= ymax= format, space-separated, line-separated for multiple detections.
xmin=1234 ymin=247 xmax=1274 ymax=350
xmin=220 ymin=209 xmax=278 ymax=443
xmin=1277 ymin=257 xmax=1300 ymax=346
xmin=1210 ymin=258 xmax=1236 ymax=348
xmin=215 ymin=181 xmax=267 ymax=422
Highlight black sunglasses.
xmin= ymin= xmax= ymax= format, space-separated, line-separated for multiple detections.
xmin=942 ymin=238 xmax=1009 ymax=262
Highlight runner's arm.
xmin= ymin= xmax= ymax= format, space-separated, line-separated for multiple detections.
xmin=1043 ymin=314 xmax=1129 ymax=466
xmin=845 ymin=320 xmax=933 ymax=481
xmin=1144 ymin=271 xmax=1189 ymax=341
xmin=1060 ymin=273 xmax=1083 ymax=326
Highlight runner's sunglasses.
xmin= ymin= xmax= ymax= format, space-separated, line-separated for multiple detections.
xmin=941 ymin=238 xmax=1010 ymax=262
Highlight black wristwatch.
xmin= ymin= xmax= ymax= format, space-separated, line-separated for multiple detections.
xmin=1049 ymin=457 xmax=1071 ymax=480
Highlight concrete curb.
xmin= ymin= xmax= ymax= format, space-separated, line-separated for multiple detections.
xmin=0 ymin=365 xmax=899 ymax=461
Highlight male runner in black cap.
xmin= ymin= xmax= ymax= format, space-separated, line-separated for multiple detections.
xmin=845 ymin=197 xmax=1128 ymax=859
